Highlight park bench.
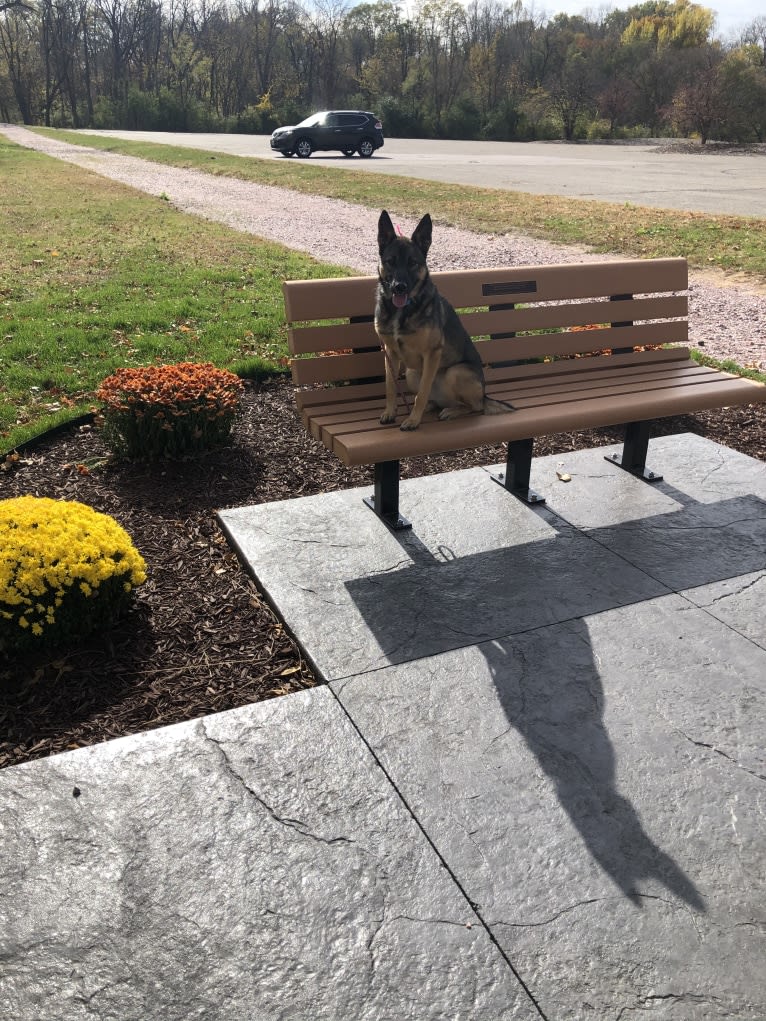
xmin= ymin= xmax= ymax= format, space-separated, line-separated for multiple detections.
xmin=283 ymin=257 xmax=766 ymax=529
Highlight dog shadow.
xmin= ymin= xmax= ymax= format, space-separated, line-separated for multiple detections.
xmin=343 ymin=486 xmax=766 ymax=911
xmin=479 ymin=627 xmax=705 ymax=909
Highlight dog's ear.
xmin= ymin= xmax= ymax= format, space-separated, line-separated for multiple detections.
xmin=378 ymin=210 xmax=397 ymax=254
xmin=411 ymin=214 xmax=432 ymax=258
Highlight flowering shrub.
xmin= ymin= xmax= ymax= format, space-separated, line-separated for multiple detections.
xmin=0 ymin=496 xmax=147 ymax=655
xmin=97 ymin=362 xmax=243 ymax=459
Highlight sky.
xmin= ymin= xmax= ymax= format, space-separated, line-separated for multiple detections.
xmin=536 ymin=0 xmax=763 ymax=38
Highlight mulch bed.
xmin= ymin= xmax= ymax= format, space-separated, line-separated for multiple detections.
xmin=2 ymin=377 xmax=765 ymax=771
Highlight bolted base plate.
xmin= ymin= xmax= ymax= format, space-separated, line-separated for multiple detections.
xmin=362 ymin=496 xmax=412 ymax=531
xmin=490 ymin=471 xmax=546 ymax=505
xmin=604 ymin=452 xmax=663 ymax=483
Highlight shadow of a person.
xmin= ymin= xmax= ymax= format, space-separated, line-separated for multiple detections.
xmin=481 ymin=629 xmax=705 ymax=911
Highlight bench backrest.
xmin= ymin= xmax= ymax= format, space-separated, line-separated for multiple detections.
xmin=283 ymin=258 xmax=689 ymax=392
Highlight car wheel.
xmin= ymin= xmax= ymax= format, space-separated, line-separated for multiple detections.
xmin=358 ymin=138 xmax=375 ymax=158
xmin=341 ymin=148 xmax=355 ymax=157
xmin=295 ymin=137 xmax=313 ymax=158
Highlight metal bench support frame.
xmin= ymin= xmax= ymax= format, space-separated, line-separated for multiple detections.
xmin=363 ymin=418 xmax=669 ymax=527
xmin=363 ymin=421 xmax=665 ymax=529
xmin=604 ymin=420 xmax=663 ymax=482
xmin=490 ymin=438 xmax=545 ymax=505
xmin=363 ymin=460 xmax=412 ymax=530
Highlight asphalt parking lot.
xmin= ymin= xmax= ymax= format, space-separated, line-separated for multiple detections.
xmin=75 ymin=129 xmax=766 ymax=218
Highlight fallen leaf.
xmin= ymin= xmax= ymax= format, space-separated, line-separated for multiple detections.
xmin=556 ymin=471 xmax=572 ymax=482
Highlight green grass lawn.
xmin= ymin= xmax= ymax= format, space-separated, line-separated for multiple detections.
xmin=3 ymin=130 xmax=765 ymax=453
xmin=0 ymin=139 xmax=348 ymax=450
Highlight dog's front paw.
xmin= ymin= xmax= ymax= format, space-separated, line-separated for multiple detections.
xmin=399 ymin=416 xmax=420 ymax=431
xmin=380 ymin=410 xmax=397 ymax=425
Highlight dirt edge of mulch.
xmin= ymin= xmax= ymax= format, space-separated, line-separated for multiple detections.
xmin=2 ymin=377 xmax=766 ymax=771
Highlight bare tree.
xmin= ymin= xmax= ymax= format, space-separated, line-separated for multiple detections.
xmin=0 ymin=2 xmax=38 ymax=121
xmin=0 ymin=1 xmax=35 ymax=12
xmin=741 ymin=15 xmax=766 ymax=65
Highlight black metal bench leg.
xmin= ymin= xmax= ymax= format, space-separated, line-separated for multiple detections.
xmin=604 ymin=421 xmax=663 ymax=482
xmin=490 ymin=438 xmax=545 ymax=505
xmin=363 ymin=461 xmax=412 ymax=530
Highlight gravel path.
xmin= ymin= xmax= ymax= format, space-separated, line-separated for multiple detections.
xmin=4 ymin=123 xmax=765 ymax=371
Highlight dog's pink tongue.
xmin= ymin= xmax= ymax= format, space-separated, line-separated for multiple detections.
xmin=392 ymin=292 xmax=408 ymax=309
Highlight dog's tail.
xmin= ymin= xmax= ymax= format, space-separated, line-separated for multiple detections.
xmin=483 ymin=396 xmax=515 ymax=415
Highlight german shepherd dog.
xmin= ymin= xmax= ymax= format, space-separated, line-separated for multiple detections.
xmin=375 ymin=209 xmax=513 ymax=431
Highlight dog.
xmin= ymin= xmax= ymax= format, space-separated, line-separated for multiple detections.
xmin=375 ymin=209 xmax=514 ymax=431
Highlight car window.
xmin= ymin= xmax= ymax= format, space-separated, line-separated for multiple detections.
xmin=338 ymin=114 xmax=365 ymax=127
xmin=296 ymin=113 xmax=327 ymax=128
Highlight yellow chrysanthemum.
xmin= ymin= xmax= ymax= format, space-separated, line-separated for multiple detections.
xmin=0 ymin=496 xmax=147 ymax=653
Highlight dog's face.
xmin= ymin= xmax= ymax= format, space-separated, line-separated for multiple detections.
xmin=377 ymin=210 xmax=432 ymax=310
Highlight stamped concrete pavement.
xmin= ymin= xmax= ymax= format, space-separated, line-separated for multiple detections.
xmin=0 ymin=688 xmax=539 ymax=1020
xmin=2 ymin=433 xmax=765 ymax=1020
xmin=219 ymin=433 xmax=766 ymax=1020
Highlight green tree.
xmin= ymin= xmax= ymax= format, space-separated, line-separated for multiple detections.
xmin=621 ymin=0 xmax=714 ymax=49
xmin=718 ymin=46 xmax=766 ymax=141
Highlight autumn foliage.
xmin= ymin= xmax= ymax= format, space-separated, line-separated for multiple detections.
xmin=97 ymin=362 xmax=243 ymax=459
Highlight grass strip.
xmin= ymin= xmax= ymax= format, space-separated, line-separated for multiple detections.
xmin=689 ymin=348 xmax=766 ymax=384
xmin=0 ymin=138 xmax=350 ymax=450
xmin=34 ymin=127 xmax=766 ymax=284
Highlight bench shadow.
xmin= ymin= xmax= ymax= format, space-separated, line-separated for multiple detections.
xmin=343 ymin=490 xmax=766 ymax=910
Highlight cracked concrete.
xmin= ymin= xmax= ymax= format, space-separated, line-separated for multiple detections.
xmin=1 ymin=688 xmax=536 ymax=1021
xmin=200 ymin=720 xmax=358 ymax=845
xmin=1 ymin=434 xmax=764 ymax=1020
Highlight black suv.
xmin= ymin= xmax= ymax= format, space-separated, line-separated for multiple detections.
xmin=270 ymin=111 xmax=384 ymax=159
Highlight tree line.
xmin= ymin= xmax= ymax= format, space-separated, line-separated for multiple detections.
xmin=1 ymin=0 xmax=765 ymax=143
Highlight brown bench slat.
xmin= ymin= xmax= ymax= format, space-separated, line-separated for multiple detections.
xmin=296 ymin=347 xmax=693 ymax=418
xmin=291 ymin=321 xmax=687 ymax=387
xmin=304 ymin=362 xmax=726 ymax=439
xmin=286 ymin=294 xmax=688 ymax=356
xmin=288 ymin=320 xmax=378 ymax=355
xmin=327 ymin=371 xmax=763 ymax=465
xmin=295 ymin=380 xmax=386 ymax=412
xmin=282 ymin=259 xmax=687 ymax=322
xmin=291 ymin=349 xmax=384 ymax=385
xmin=307 ymin=362 xmax=728 ymax=447
xmin=479 ymin=320 xmax=688 ymax=366
xmin=483 ymin=345 xmax=690 ymax=381
xmin=462 ymin=294 xmax=688 ymax=340
xmin=433 ymin=259 xmax=688 ymax=308
xmin=283 ymin=276 xmax=377 ymax=322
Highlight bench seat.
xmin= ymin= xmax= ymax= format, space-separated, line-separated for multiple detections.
xmin=298 ymin=348 xmax=762 ymax=466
